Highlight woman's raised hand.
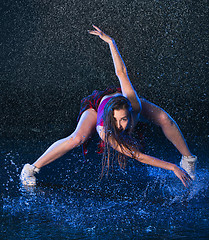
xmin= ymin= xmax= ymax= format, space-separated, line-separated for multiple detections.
xmin=88 ymin=25 xmax=113 ymax=44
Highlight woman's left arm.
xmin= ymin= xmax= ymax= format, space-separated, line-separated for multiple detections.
xmin=97 ymin=126 xmax=192 ymax=187
xmin=137 ymin=153 xmax=192 ymax=187
xmin=89 ymin=25 xmax=141 ymax=113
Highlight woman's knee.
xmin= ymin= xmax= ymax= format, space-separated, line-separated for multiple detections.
xmin=158 ymin=111 xmax=175 ymax=128
xmin=66 ymin=132 xmax=86 ymax=148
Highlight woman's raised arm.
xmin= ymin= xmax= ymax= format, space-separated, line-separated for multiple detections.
xmin=89 ymin=25 xmax=141 ymax=113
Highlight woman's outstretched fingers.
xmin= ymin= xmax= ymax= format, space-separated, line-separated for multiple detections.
xmin=182 ymin=172 xmax=192 ymax=187
xmin=181 ymin=174 xmax=190 ymax=187
xmin=88 ymin=25 xmax=113 ymax=44
xmin=92 ymin=25 xmax=102 ymax=32
xmin=88 ymin=25 xmax=102 ymax=36
xmin=173 ymin=165 xmax=192 ymax=187
xmin=88 ymin=30 xmax=99 ymax=36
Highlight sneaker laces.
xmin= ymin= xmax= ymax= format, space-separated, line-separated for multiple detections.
xmin=32 ymin=165 xmax=40 ymax=174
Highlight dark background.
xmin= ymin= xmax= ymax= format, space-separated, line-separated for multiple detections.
xmin=1 ymin=2 xmax=209 ymax=238
xmin=1 ymin=0 xmax=208 ymax=140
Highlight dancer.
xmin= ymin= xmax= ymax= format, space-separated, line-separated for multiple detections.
xmin=20 ymin=26 xmax=197 ymax=187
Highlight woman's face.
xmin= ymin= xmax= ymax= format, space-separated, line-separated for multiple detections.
xmin=113 ymin=108 xmax=129 ymax=131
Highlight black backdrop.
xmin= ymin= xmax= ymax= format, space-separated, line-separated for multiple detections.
xmin=1 ymin=0 xmax=208 ymax=140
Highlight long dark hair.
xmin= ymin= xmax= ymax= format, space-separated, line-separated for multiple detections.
xmin=101 ymin=96 xmax=141 ymax=177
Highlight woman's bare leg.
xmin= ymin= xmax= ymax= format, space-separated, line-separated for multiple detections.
xmin=140 ymin=99 xmax=192 ymax=156
xmin=33 ymin=109 xmax=97 ymax=169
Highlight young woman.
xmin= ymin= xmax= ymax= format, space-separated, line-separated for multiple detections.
xmin=20 ymin=26 xmax=197 ymax=187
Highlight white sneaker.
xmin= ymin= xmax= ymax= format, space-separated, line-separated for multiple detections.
xmin=180 ymin=155 xmax=197 ymax=180
xmin=20 ymin=164 xmax=40 ymax=186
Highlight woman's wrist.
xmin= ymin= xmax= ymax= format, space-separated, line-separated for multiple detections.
xmin=108 ymin=38 xmax=115 ymax=45
xmin=172 ymin=164 xmax=179 ymax=172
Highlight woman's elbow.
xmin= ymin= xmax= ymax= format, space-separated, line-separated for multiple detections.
xmin=116 ymin=68 xmax=127 ymax=77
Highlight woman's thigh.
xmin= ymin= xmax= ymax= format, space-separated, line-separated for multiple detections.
xmin=140 ymin=98 xmax=171 ymax=126
xmin=72 ymin=108 xmax=97 ymax=143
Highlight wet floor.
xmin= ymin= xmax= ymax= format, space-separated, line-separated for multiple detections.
xmin=1 ymin=135 xmax=209 ymax=239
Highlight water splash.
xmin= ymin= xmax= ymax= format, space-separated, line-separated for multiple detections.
xmin=1 ymin=145 xmax=209 ymax=239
